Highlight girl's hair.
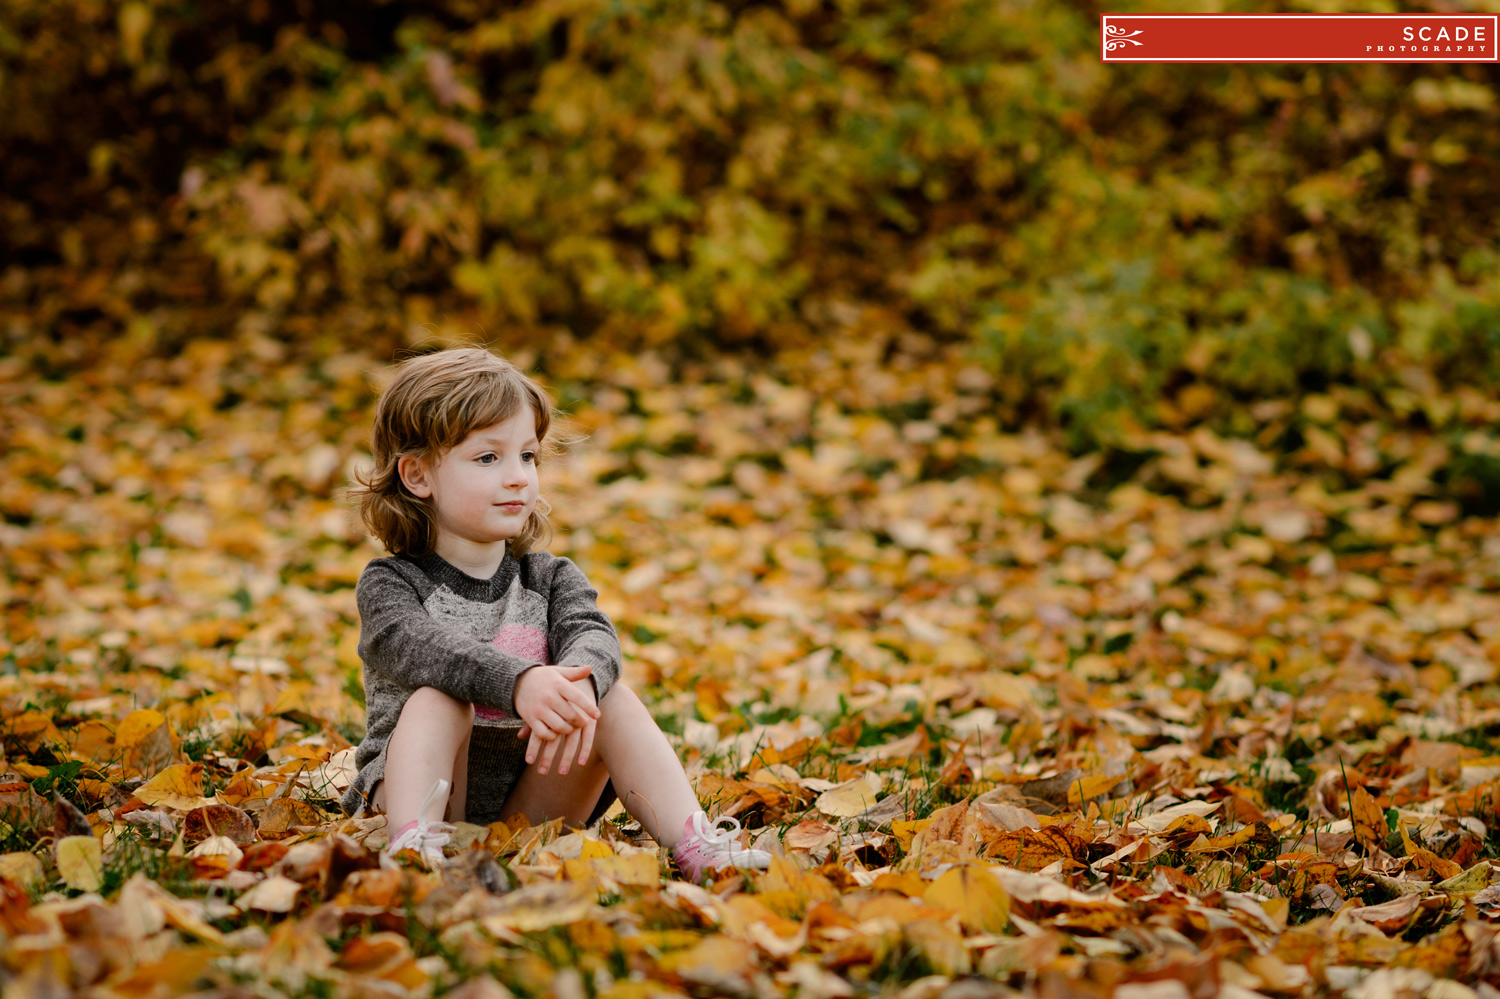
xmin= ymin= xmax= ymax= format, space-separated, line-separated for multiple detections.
xmin=349 ymin=346 xmax=582 ymax=559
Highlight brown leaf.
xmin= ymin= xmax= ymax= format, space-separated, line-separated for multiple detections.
xmin=182 ymin=804 xmax=256 ymax=844
xmin=53 ymin=793 xmax=93 ymax=839
xmin=256 ymin=797 xmax=325 ymax=839
xmin=1347 ymin=893 xmax=1421 ymax=934
xmin=978 ymin=827 xmax=1083 ymax=871
xmin=1017 ymin=769 xmax=1083 ymax=815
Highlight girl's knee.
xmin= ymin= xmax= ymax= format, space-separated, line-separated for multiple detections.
xmin=600 ymin=680 xmax=644 ymax=716
xmin=401 ymin=686 xmax=475 ymax=727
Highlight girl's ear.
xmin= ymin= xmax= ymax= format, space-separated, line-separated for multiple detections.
xmin=398 ymin=454 xmax=434 ymax=498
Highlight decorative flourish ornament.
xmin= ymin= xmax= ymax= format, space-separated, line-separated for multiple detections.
xmin=1105 ymin=24 xmax=1145 ymax=50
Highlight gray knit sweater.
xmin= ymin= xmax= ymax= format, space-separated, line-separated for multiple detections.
xmin=338 ymin=547 xmax=622 ymax=824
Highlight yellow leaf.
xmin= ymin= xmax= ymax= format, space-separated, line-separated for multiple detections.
xmin=922 ymin=863 xmax=1010 ymax=934
xmin=116 ymin=708 xmax=168 ymax=748
xmin=590 ymin=852 xmax=660 ymax=892
xmin=758 ymin=855 xmax=838 ymax=904
xmin=903 ymin=918 xmax=971 ymax=975
xmin=816 ymin=775 xmax=881 ymax=818
xmin=1436 ymin=863 xmax=1494 ymax=896
xmin=56 ymin=835 xmax=103 ymax=891
xmin=656 ymin=933 xmax=758 ymax=986
xmin=481 ymin=880 xmax=596 ymax=933
xmin=1066 ymin=774 xmax=1126 ymax=807
xmin=872 ymin=870 xmax=927 ymax=897
xmin=104 ymin=947 xmax=214 ymax=997
xmin=3 ymin=711 xmax=59 ymax=753
xmin=116 ymin=709 xmax=174 ymax=776
xmin=579 ymin=837 xmax=614 ymax=860
xmin=1185 ymin=823 xmax=1259 ymax=853
xmin=0 ymin=851 xmax=44 ymax=890
xmin=135 ymin=763 xmax=209 ymax=811
xmin=1163 ymin=814 xmax=1215 ymax=838
xmin=69 ymin=720 xmax=116 ymax=762
xmin=892 ymin=817 xmax=934 ymax=851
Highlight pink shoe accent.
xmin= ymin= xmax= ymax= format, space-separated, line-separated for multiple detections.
xmin=671 ymin=812 xmax=772 ymax=884
xmin=382 ymin=779 xmax=455 ymax=871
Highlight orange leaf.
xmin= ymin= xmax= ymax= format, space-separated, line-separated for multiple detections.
xmin=1351 ymin=784 xmax=1386 ymax=853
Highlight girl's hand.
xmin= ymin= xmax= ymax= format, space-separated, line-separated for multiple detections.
xmin=516 ymin=669 xmax=599 ymax=775
xmin=513 ymin=663 xmax=599 ymax=748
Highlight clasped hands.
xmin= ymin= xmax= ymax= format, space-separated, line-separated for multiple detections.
xmin=512 ymin=663 xmax=600 ymax=776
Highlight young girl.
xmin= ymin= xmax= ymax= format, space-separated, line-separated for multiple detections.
xmin=339 ymin=346 xmax=770 ymax=882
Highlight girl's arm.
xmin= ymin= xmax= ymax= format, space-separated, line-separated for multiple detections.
xmin=356 ymin=562 xmax=543 ymax=713
xmin=545 ymin=556 xmax=622 ymax=704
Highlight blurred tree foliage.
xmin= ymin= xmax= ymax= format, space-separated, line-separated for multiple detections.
xmin=3 ymin=0 xmax=1498 ymax=446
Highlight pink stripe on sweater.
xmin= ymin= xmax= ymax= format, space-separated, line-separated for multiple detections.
xmin=476 ymin=625 xmax=549 ymax=720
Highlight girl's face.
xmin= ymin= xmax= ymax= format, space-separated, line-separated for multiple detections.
xmin=400 ymin=408 xmax=540 ymax=550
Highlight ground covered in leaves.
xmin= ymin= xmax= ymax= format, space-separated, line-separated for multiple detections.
xmin=6 ymin=329 xmax=1500 ymax=999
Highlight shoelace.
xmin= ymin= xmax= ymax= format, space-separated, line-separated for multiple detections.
xmin=386 ymin=778 xmax=455 ymax=859
xmin=687 ymin=813 xmax=755 ymax=857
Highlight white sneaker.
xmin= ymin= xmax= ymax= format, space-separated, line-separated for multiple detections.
xmin=381 ymin=778 xmax=455 ymax=871
xmin=671 ymin=812 xmax=772 ymax=883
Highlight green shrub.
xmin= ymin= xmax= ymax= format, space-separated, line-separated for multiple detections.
xmin=4 ymin=0 xmax=1499 ymax=446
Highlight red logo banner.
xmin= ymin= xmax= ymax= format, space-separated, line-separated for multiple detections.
xmin=1100 ymin=13 xmax=1498 ymax=62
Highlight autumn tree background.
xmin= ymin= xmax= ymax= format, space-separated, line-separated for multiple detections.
xmin=4 ymin=0 xmax=1500 ymax=996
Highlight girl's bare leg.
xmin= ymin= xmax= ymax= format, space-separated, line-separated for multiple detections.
xmin=498 ymin=682 xmax=700 ymax=847
xmin=371 ymin=686 xmax=473 ymax=828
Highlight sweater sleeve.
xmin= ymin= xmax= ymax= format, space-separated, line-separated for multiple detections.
xmin=546 ymin=556 xmax=622 ymax=704
xmin=356 ymin=562 xmax=544 ymax=713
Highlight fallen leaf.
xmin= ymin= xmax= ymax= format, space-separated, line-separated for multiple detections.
xmin=816 ymin=775 xmax=882 ymax=818
xmin=235 ymin=874 xmax=303 ymax=913
xmin=1347 ymin=893 xmax=1421 ymax=933
xmin=136 ymin=762 xmax=210 ymax=811
xmin=1067 ymin=774 xmax=1127 ymax=807
xmin=922 ymin=863 xmax=1009 ymax=934
xmin=256 ymin=797 xmax=325 ymax=839
xmin=480 ymin=880 xmax=596 ymax=932
xmin=116 ymin=709 xmax=174 ymax=776
xmin=1351 ymin=784 xmax=1386 ymax=853
xmin=182 ymin=803 xmax=257 ymax=844
xmin=0 ymin=852 xmax=44 ymax=891
xmin=56 ymin=835 xmax=103 ymax=891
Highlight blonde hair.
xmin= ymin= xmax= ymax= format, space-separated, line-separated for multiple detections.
xmin=350 ymin=346 xmax=583 ymax=559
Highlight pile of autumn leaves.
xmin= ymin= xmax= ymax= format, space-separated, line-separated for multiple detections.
xmin=6 ymin=690 xmax=1500 ymax=998
xmin=10 ymin=330 xmax=1500 ymax=998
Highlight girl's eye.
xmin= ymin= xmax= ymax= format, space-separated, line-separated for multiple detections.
xmin=522 ymin=451 xmax=536 ymax=463
xmin=478 ymin=454 xmax=495 ymax=465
